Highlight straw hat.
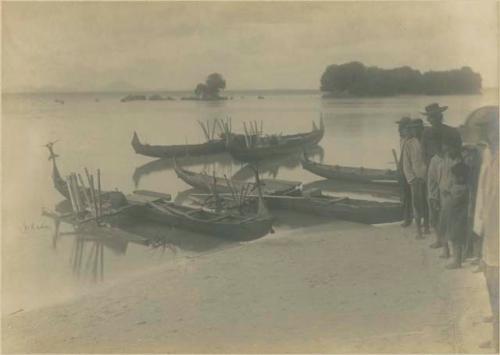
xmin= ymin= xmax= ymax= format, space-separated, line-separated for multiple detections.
xmin=421 ymin=103 xmax=448 ymax=116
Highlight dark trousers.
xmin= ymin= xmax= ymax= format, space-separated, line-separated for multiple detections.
xmin=422 ymin=185 xmax=429 ymax=229
xmin=401 ymin=179 xmax=412 ymax=223
xmin=486 ymin=265 xmax=499 ymax=352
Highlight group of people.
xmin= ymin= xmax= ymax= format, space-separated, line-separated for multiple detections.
xmin=397 ymin=102 xmax=499 ymax=351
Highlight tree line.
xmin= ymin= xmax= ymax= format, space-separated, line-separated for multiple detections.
xmin=320 ymin=62 xmax=482 ymax=97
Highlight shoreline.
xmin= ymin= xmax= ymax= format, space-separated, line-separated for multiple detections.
xmin=3 ymin=222 xmax=493 ymax=353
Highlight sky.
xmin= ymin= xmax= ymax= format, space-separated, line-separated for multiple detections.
xmin=2 ymin=1 xmax=498 ymax=92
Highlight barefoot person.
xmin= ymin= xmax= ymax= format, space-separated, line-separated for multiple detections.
xmin=396 ymin=116 xmax=413 ymax=227
xmin=444 ymin=162 xmax=469 ymax=269
xmin=427 ymin=147 xmax=444 ymax=248
xmin=402 ymin=119 xmax=428 ymax=239
xmin=437 ymin=137 xmax=463 ymax=259
xmin=413 ymin=118 xmax=430 ymax=234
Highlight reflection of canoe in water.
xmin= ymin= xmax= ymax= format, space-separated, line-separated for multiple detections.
xmin=132 ymin=131 xmax=226 ymax=159
xmin=226 ymin=119 xmax=324 ymax=162
xmin=231 ymin=145 xmax=324 ymax=181
xmin=179 ymin=166 xmax=403 ymax=224
xmin=302 ymin=155 xmax=399 ymax=184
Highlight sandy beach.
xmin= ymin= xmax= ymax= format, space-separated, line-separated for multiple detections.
xmin=2 ymin=222 xmax=494 ymax=353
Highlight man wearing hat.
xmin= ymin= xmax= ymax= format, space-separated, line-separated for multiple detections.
xmin=396 ymin=116 xmax=413 ymax=227
xmin=402 ymin=119 xmax=428 ymax=239
xmin=473 ymin=111 xmax=499 ymax=352
xmin=421 ymin=103 xmax=462 ymax=166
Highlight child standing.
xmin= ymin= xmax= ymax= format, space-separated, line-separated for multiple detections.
xmin=437 ymin=138 xmax=463 ymax=258
xmin=444 ymin=162 xmax=470 ymax=269
xmin=427 ymin=148 xmax=444 ymax=248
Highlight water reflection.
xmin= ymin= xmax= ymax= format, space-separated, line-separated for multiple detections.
xmin=231 ymin=145 xmax=325 ymax=180
xmin=45 ymin=199 xmax=236 ymax=283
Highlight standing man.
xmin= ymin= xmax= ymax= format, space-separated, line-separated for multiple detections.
xmin=402 ymin=119 xmax=428 ymax=239
xmin=474 ymin=112 xmax=499 ymax=352
xmin=396 ymin=117 xmax=412 ymax=227
xmin=421 ymin=103 xmax=462 ymax=166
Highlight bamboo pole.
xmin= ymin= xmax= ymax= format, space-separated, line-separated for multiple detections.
xmin=100 ymin=243 xmax=104 ymax=281
xmin=71 ymin=174 xmax=84 ymax=213
xmin=97 ymin=168 xmax=102 ymax=218
xmin=66 ymin=176 xmax=78 ymax=213
xmin=90 ymin=175 xmax=99 ymax=219
xmin=77 ymin=174 xmax=93 ymax=214
xmin=85 ymin=168 xmax=99 ymax=219
xmin=243 ymin=122 xmax=250 ymax=148
xmin=210 ymin=120 xmax=217 ymax=140
xmin=197 ymin=120 xmax=210 ymax=141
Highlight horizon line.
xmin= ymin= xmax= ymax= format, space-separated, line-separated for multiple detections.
xmin=3 ymin=87 xmax=499 ymax=95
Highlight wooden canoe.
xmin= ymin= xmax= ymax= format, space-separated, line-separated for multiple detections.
xmin=179 ymin=165 xmax=403 ymax=225
xmin=174 ymin=163 xmax=301 ymax=195
xmin=193 ymin=188 xmax=402 ymax=225
xmin=130 ymin=199 xmax=274 ymax=241
xmin=132 ymin=153 xmax=233 ymax=187
xmin=226 ymin=119 xmax=325 ymax=162
xmin=45 ymin=144 xmax=272 ymax=240
xmin=132 ymin=131 xmax=226 ymax=159
xmin=302 ymin=155 xmax=399 ymax=183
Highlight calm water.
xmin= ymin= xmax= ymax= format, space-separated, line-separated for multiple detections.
xmin=2 ymin=90 xmax=498 ymax=314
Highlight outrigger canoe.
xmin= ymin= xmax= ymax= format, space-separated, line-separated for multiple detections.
xmin=302 ymin=155 xmax=399 ymax=184
xmin=225 ymin=119 xmax=325 ymax=162
xmin=45 ymin=142 xmax=274 ymax=240
xmin=176 ymin=166 xmax=403 ymax=224
xmin=174 ymin=163 xmax=301 ymax=195
xmin=132 ymin=131 xmax=226 ymax=159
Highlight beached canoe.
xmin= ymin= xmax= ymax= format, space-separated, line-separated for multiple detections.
xmin=131 ymin=131 xmax=226 ymax=159
xmin=265 ymin=189 xmax=402 ymax=224
xmin=302 ymin=155 xmax=399 ymax=183
xmin=45 ymin=143 xmax=272 ymax=240
xmin=225 ymin=119 xmax=325 ymax=162
xmin=131 ymin=199 xmax=274 ymax=241
xmin=132 ymin=153 xmax=233 ymax=188
xmin=174 ymin=163 xmax=301 ymax=195
xmin=177 ymin=166 xmax=403 ymax=224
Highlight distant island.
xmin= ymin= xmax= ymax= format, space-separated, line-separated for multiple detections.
xmin=320 ymin=61 xmax=482 ymax=97
xmin=182 ymin=73 xmax=227 ymax=101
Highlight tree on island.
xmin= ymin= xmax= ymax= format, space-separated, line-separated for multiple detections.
xmin=320 ymin=62 xmax=482 ymax=97
xmin=194 ymin=73 xmax=226 ymax=99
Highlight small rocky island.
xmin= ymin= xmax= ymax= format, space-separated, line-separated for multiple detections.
xmin=120 ymin=94 xmax=146 ymax=102
xmin=181 ymin=73 xmax=228 ymax=101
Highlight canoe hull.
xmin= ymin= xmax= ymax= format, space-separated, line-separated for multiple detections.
xmin=228 ymin=129 xmax=324 ymax=162
xmin=131 ymin=202 xmax=274 ymax=241
xmin=302 ymin=159 xmax=399 ymax=184
xmin=265 ymin=196 xmax=403 ymax=224
xmin=132 ymin=132 xmax=226 ymax=158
